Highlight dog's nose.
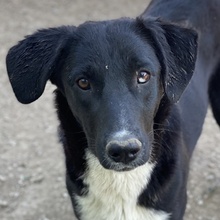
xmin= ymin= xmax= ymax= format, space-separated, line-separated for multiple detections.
xmin=106 ymin=138 xmax=142 ymax=164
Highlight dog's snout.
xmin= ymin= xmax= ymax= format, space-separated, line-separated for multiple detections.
xmin=106 ymin=138 xmax=142 ymax=164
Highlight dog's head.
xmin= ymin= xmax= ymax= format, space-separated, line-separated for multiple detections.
xmin=6 ymin=17 xmax=197 ymax=171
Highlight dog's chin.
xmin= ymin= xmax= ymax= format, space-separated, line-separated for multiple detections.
xmin=108 ymin=165 xmax=134 ymax=172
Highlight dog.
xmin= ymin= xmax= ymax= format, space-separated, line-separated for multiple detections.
xmin=5 ymin=0 xmax=220 ymax=219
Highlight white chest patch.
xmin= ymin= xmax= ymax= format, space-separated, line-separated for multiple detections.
xmin=76 ymin=151 xmax=170 ymax=220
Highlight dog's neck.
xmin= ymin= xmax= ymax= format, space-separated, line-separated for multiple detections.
xmin=75 ymin=150 xmax=170 ymax=220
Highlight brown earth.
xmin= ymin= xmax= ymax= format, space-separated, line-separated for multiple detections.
xmin=0 ymin=0 xmax=220 ymax=220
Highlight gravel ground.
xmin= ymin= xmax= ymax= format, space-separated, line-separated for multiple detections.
xmin=0 ymin=1 xmax=220 ymax=220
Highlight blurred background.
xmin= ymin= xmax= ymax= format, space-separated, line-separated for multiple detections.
xmin=0 ymin=0 xmax=220 ymax=219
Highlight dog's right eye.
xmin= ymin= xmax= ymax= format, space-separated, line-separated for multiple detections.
xmin=77 ymin=78 xmax=91 ymax=90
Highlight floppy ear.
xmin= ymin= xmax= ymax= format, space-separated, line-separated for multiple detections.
xmin=137 ymin=18 xmax=198 ymax=103
xmin=6 ymin=26 xmax=75 ymax=104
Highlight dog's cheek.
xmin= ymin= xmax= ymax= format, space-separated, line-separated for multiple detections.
xmin=141 ymin=93 xmax=161 ymax=130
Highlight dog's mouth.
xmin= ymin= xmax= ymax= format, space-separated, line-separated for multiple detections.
xmin=86 ymin=149 xmax=151 ymax=173
xmin=106 ymin=164 xmax=137 ymax=172
xmin=99 ymin=154 xmax=149 ymax=172
xmin=118 ymin=167 xmax=134 ymax=172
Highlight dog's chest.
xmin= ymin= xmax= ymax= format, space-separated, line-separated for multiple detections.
xmin=76 ymin=152 xmax=170 ymax=220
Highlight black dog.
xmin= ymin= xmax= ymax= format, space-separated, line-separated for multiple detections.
xmin=6 ymin=0 xmax=220 ymax=219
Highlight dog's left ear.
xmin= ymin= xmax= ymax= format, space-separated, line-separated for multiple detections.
xmin=137 ymin=18 xmax=198 ymax=103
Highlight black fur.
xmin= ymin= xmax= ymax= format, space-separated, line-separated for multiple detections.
xmin=6 ymin=27 xmax=75 ymax=104
xmin=5 ymin=0 xmax=220 ymax=219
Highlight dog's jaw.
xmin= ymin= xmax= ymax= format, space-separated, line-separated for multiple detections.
xmin=75 ymin=150 xmax=170 ymax=220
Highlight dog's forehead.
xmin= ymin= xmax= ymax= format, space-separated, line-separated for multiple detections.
xmin=71 ymin=19 xmax=159 ymax=74
xmin=75 ymin=20 xmax=140 ymax=54
xmin=76 ymin=19 xmax=135 ymax=39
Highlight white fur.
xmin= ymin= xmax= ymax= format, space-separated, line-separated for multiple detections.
xmin=76 ymin=151 xmax=170 ymax=220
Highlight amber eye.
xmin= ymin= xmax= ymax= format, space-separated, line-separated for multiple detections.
xmin=77 ymin=78 xmax=91 ymax=90
xmin=137 ymin=70 xmax=151 ymax=84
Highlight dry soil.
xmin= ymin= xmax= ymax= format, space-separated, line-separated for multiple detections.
xmin=0 ymin=1 xmax=220 ymax=220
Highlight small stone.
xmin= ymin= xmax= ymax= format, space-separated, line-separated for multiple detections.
xmin=0 ymin=200 xmax=8 ymax=208
xmin=18 ymin=174 xmax=31 ymax=185
xmin=9 ymin=192 xmax=20 ymax=198
xmin=19 ymin=163 xmax=27 ymax=168
xmin=197 ymin=199 xmax=204 ymax=206
xmin=31 ymin=174 xmax=44 ymax=183
xmin=62 ymin=192 xmax=68 ymax=198
xmin=186 ymin=203 xmax=191 ymax=210
xmin=206 ymin=174 xmax=215 ymax=181
xmin=0 ymin=175 xmax=6 ymax=182
xmin=56 ymin=176 xmax=62 ymax=182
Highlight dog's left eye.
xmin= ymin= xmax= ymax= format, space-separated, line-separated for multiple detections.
xmin=137 ymin=70 xmax=151 ymax=84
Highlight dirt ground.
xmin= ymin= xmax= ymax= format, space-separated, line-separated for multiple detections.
xmin=0 ymin=0 xmax=220 ymax=220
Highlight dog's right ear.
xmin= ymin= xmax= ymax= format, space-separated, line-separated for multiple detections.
xmin=6 ymin=26 xmax=75 ymax=104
